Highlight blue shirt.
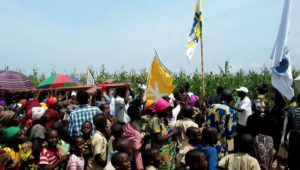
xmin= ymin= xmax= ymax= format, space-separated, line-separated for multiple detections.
xmin=195 ymin=144 xmax=218 ymax=170
xmin=67 ymin=104 xmax=101 ymax=137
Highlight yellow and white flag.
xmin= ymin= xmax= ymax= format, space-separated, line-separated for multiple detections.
xmin=145 ymin=55 xmax=176 ymax=102
xmin=186 ymin=0 xmax=203 ymax=61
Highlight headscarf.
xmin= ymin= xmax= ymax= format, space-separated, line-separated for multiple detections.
xmin=46 ymin=97 xmax=57 ymax=108
xmin=32 ymin=107 xmax=46 ymax=121
xmin=188 ymin=95 xmax=199 ymax=106
xmin=155 ymin=98 xmax=170 ymax=112
xmin=4 ymin=127 xmax=20 ymax=141
xmin=45 ymin=109 xmax=59 ymax=130
xmin=144 ymin=100 xmax=155 ymax=111
xmin=40 ymin=102 xmax=48 ymax=110
xmin=18 ymin=99 xmax=27 ymax=107
xmin=0 ymin=100 xmax=5 ymax=105
xmin=8 ymin=103 xmax=22 ymax=110
xmin=46 ymin=109 xmax=59 ymax=120
xmin=71 ymin=91 xmax=77 ymax=96
xmin=26 ymin=100 xmax=41 ymax=111
xmin=0 ymin=110 xmax=16 ymax=125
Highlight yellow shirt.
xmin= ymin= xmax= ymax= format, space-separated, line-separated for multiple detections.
xmin=175 ymin=118 xmax=198 ymax=150
xmin=218 ymin=153 xmax=261 ymax=170
xmin=3 ymin=147 xmax=20 ymax=159
xmin=87 ymin=130 xmax=107 ymax=170
xmin=3 ymin=147 xmax=21 ymax=169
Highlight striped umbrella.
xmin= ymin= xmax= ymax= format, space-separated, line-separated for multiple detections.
xmin=0 ymin=70 xmax=34 ymax=91
xmin=38 ymin=74 xmax=83 ymax=89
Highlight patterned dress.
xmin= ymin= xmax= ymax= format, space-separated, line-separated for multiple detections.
xmin=254 ymin=134 xmax=274 ymax=170
xmin=205 ymin=101 xmax=237 ymax=158
xmin=149 ymin=117 xmax=176 ymax=170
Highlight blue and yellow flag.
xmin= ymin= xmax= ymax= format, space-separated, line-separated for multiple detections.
xmin=145 ymin=55 xmax=176 ymax=102
xmin=186 ymin=0 xmax=203 ymax=61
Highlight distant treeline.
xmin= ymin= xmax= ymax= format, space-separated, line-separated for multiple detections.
xmin=25 ymin=62 xmax=300 ymax=99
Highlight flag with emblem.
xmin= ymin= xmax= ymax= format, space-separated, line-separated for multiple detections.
xmin=186 ymin=0 xmax=203 ymax=61
xmin=271 ymin=0 xmax=294 ymax=100
xmin=145 ymin=54 xmax=176 ymax=102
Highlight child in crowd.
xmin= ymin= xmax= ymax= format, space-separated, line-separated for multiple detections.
xmin=39 ymin=129 xmax=68 ymax=170
xmin=111 ymin=152 xmax=131 ymax=170
xmin=99 ymin=103 xmax=115 ymax=126
xmin=115 ymin=139 xmax=133 ymax=156
xmin=67 ymin=136 xmax=85 ymax=170
xmin=194 ymin=113 xmax=205 ymax=132
xmin=81 ymin=121 xmax=93 ymax=169
xmin=195 ymin=127 xmax=218 ymax=170
xmin=185 ymin=150 xmax=208 ymax=170
xmin=107 ymin=123 xmax=123 ymax=163
xmin=143 ymin=148 xmax=161 ymax=170
xmin=218 ymin=134 xmax=261 ymax=170
xmin=87 ymin=114 xmax=108 ymax=170
xmin=104 ymin=139 xmax=133 ymax=170
xmin=175 ymin=106 xmax=199 ymax=156
xmin=178 ymin=127 xmax=202 ymax=167
xmin=51 ymin=121 xmax=70 ymax=156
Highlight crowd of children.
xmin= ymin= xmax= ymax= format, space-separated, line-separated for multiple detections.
xmin=0 ymin=82 xmax=299 ymax=170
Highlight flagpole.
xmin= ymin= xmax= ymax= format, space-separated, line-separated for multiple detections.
xmin=200 ymin=36 xmax=205 ymax=99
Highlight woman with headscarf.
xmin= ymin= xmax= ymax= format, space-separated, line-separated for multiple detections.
xmin=0 ymin=110 xmax=19 ymax=127
xmin=2 ymin=127 xmax=25 ymax=169
xmin=149 ymin=98 xmax=178 ymax=170
xmin=28 ymin=107 xmax=47 ymax=162
xmin=22 ymin=100 xmax=41 ymax=130
xmin=123 ymin=105 xmax=143 ymax=170
xmin=44 ymin=97 xmax=60 ymax=130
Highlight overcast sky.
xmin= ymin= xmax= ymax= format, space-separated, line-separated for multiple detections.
xmin=0 ymin=0 xmax=299 ymax=76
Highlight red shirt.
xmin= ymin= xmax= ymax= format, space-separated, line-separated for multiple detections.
xmin=39 ymin=148 xmax=59 ymax=166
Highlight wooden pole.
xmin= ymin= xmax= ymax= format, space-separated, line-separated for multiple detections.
xmin=200 ymin=36 xmax=205 ymax=99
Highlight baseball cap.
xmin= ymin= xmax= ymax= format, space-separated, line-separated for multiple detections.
xmin=236 ymin=87 xmax=249 ymax=93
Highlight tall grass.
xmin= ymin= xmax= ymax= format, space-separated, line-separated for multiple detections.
xmin=27 ymin=62 xmax=300 ymax=99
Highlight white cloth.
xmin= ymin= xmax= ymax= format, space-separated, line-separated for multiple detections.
xmin=115 ymin=96 xmax=130 ymax=123
xmin=110 ymin=97 xmax=115 ymax=116
xmin=104 ymin=161 xmax=115 ymax=170
xmin=187 ymin=92 xmax=194 ymax=97
xmin=169 ymin=105 xmax=181 ymax=127
xmin=138 ymin=84 xmax=147 ymax=90
xmin=107 ymin=136 xmax=117 ymax=163
xmin=235 ymin=96 xmax=252 ymax=126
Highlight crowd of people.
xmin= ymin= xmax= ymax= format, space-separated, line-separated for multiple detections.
xmin=0 ymin=82 xmax=299 ymax=170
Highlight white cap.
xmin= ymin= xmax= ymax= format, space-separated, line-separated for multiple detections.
xmin=236 ymin=87 xmax=249 ymax=93
xmin=71 ymin=91 xmax=77 ymax=96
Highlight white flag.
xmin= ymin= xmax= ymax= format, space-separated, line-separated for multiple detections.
xmin=87 ymin=67 xmax=95 ymax=86
xmin=271 ymin=0 xmax=294 ymax=100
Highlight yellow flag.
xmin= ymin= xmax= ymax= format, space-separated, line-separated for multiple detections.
xmin=145 ymin=55 xmax=176 ymax=101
